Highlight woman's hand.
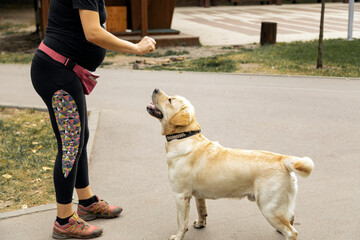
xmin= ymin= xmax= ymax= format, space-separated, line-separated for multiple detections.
xmin=136 ymin=36 xmax=157 ymax=55
xmin=79 ymin=10 xmax=156 ymax=55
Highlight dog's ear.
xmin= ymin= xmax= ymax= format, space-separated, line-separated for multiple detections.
xmin=169 ymin=106 xmax=191 ymax=126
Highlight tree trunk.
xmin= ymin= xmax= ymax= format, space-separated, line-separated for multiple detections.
xmin=317 ymin=0 xmax=325 ymax=69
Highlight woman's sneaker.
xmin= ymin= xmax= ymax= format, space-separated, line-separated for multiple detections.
xmin=52 ymin=211 xmax=103 ymax=239
xmin=77 ymin=195 xmax=123 ymax=221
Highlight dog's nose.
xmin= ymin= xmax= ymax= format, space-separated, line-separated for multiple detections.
xmin=153 ymin=88 xmax=159 ymax=94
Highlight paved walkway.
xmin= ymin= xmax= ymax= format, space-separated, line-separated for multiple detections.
xmin=172 ymin=3 xmax=360 ymax=45
xmin=0 ymin=64 xmax=359 ymax=239
xmin=1 ymin=3 xmax=360 ymax=239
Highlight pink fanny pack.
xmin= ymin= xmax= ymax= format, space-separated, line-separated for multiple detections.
xmin=38 ymin=41 xmax=99 ymax=95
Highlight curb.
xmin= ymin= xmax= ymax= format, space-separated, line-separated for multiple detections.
xmin=162 ymin=70 xmax=360 ymax=81
xmin=0 ymin=104 xmax=101 ymax=220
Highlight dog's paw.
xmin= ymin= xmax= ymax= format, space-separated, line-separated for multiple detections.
xmin=168 ymin=235 xmax=179 ymax=240
xmin=193 ymin=219 xmax=206 ymax=229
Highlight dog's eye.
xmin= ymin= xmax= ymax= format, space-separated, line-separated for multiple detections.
xmin=168 ymin=98 xmax=172 ymax=104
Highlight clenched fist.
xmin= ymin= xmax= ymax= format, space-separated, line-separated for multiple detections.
xmin=136 ymin=36 xmax=156 ymax=55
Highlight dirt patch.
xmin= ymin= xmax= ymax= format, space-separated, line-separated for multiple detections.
xmin=0 ymin=31 xmax=40 ymax=53
xmin=0 ymin=8 xmax=39 ymax=53
xmin=0 ymin=8 xmax=35 ymax=24
xmin=0 ymin=7 xmax=242 ymax=68
xmin=0 ymin=7 xmax=260 ymax=71
xmin=103 ymin=46 xmax=236 ymax=70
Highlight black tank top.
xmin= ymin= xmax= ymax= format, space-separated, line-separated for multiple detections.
xmin=43 ymin=0 xmax=107 ymax=71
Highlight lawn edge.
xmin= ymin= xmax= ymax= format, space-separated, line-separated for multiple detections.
xmin=0 ymin=104 xmax=100 ymax=220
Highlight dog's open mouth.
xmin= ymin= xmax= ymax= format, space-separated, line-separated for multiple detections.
xmin=147 ymin=102 xmax=163 ymax=119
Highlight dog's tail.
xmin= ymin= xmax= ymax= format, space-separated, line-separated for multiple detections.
xmin=283 ymin=157 xmax=314 ymax=177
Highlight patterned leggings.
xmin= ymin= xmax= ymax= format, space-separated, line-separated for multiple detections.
xmin=31 ymin=50 xmax=90 ymax=204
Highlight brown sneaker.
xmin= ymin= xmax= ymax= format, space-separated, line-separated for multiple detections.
xmin=52 ymin=211 xmax=103 ymax=239
xmin=77 ymin=195 xmax=123 ymax=221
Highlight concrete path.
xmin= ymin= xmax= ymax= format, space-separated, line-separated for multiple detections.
xmin=0 ymin=64 xmax=359 ymax=239
xmin=172 ymin=3 xmax=360 ymax=45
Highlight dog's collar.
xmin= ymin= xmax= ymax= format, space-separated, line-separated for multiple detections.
xmin=166 ymin=130 xmax=201 ymax=142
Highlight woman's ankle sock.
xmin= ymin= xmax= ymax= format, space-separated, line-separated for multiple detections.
xmin=79 ymin=195 xmax=98 ymax=207
xmin=56 ymin=213 xmax=73 ymax=225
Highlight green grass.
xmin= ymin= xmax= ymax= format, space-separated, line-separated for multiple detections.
xmin=0 ymin=108 xmax=56 ymax=212
xmin=147 ymin=39 xmax=360 ymax=78
xmin=0 ymin=52 xmax=34 ymax=64
xmin=150 ymin=55 xmax=237 ymax=72
xmin=238 ymin=39 xmax=360 ymax=77
xmin=0 ymin=22 xmax=31 ymax=36
xmin=0 ymin=23 xmax=28 ymax=31
xmin=99 ymin=61 xmax=113 ymax=68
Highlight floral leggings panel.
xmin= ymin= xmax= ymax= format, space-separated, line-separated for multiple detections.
xmin=52 ymin=90 xmax=81 ymax=178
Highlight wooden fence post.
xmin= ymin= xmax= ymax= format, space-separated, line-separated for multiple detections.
xmin=260 ymin=22 xmax=277 ymax=45
xmin=140 ymin=0 xmax=148 ymax=37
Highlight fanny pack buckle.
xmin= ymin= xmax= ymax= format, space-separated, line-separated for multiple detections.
xmin=64 ymin=58 xmax=76 ymax=70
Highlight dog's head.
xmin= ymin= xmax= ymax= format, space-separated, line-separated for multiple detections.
xmin=147 ymin=89 xmax=200 ymax=135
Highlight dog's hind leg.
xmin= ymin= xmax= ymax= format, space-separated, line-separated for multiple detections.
xmin=256 ymin=177 xmax=298 ymax=240
xmin=289 ymin=211 xmax=295 ymax=226
xmin=193 ymin=198 xmax=207 ymax=229
xmin=264 ymin=212 xmax=298 ymax=240
xmin=277 ymin=211 xmax=295 ymax=235
xmin=257 ymin=195 xmax=298 ymax=240
xmin=169 ymin=194 xmax=191 ymax=240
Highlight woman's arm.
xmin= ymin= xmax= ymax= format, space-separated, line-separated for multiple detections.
xmin=79 ymin=9 xmax=156 ymax=55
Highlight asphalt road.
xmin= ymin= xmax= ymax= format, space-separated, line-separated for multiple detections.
xmin=0 ymin=64 xmax=359 ymax=239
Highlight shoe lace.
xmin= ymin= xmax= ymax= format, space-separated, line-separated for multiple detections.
xmin=98 ymin=199 xmax=110 ymax=213
xmin=76 ymin=219 xmax=89 ymax=231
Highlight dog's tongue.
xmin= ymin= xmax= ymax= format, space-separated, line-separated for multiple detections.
xmin=147 ymin=102 xmax=163 ymax=118
xmin=148 ymin=102 xmax=156 ymax=108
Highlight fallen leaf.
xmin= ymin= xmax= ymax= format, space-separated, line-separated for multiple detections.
xmin=2 ymin=174 xmax=12 ymax=179
xmin=32 ymin=142 xmax=39 ymax=145
xmin=42 ymin=167 xmax=52 ymax=171
xmin=30 ymin=149 xmax=37 ymax=153
xmin=21 ymin=204 xmax=28 ymax=209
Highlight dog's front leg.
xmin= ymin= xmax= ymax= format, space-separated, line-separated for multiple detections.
xmin=169 ymin=194 xmax=191 ymax=240
xmin=194 ymin=198 xmax=207 ymax=229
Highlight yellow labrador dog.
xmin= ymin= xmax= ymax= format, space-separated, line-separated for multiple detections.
xmin=147 ymin=89 xmax=314 ymax=240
